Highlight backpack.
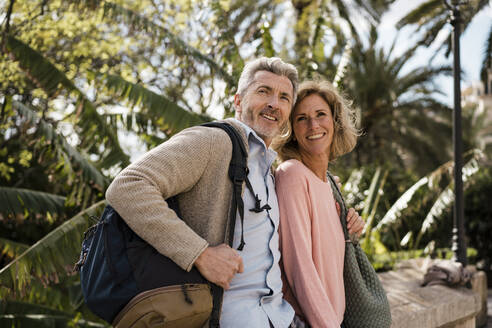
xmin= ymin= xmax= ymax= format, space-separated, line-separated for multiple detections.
xmin=74 ymin=122 xmax=251 ymax=328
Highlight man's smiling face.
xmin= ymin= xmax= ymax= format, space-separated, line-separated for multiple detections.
xmin=234 ymin=70 xmax=294 ymax=147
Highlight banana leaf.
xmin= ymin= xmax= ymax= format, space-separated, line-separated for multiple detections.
xmin=0 ymin=201 xmax=106 ymax=298
xmin=3 ymin=36 xmax=129 ymax=169
xmin=13 ymin=100 xmax=108 ymax=190
xmin=0 ymin=187 xmax=66 ymax=217
xmin=100 ymin=73 xmax=212 ymax=136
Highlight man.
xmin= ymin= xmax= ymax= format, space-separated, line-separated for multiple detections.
xmin=105 ymin=57 xmax=299 ymax=327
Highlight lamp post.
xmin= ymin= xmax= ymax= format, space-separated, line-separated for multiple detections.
xmin=444 ymin=0 xmax=466 ymax=265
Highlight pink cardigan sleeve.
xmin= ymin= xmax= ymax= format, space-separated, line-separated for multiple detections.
xmin=276 ymin=165 xmax=340 ymax=328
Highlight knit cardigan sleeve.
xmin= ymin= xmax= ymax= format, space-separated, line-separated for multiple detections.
xmin=106 ymin=126 xmax=223 ymax=271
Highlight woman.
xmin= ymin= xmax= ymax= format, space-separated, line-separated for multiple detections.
xmin=273 ymin=80 xmax=364 ymax=328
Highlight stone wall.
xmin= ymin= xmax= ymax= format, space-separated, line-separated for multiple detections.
xmin=378 ymin=259 xmax=487 ymax=328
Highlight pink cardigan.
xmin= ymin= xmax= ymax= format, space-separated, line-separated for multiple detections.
xmin=276 ymin=159 xmax=345 ymax=328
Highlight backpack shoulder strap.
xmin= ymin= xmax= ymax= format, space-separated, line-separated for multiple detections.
xmin=200 ymin=121 xmax=248 ymax=328
xmin=201 ymin=122 xmax=248 ymax=250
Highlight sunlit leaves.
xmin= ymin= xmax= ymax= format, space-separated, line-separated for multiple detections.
xmin=3 ymin=36 xmax=130 ymax=169
xmin=12 ymin=100 xmax=108 ymax=190
xmin=64 ymin=0 xmax=236 ymax=87
xmin=100 ymin=73 xmax=212 ymax=136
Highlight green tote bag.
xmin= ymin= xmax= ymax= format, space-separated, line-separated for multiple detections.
xmin=327 ymin=173 xmax=392 ymax=328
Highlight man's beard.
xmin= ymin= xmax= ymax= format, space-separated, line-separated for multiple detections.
xmin=240 ymin=106 xmax=286 ymax=141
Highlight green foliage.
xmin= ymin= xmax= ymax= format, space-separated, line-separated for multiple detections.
xmin=0 ymin=307 xmax=106 ymax=328
xmin=374 ymin=150 xmax=483 ymax=250
xmin=440 ymin=167 xmax=492 ymax=277
xmin=0 ymin=187 xmax=66 ymax=218
xmin=257 ymin=22 xmax=275 ymax=58
xmin=100 ymin=73 xmax=212 ymax=136
xmin=3 ymin=36 xmax=130 ymax=170
xmin=0 ymin=298 xmax=106 ymax=327
xmin=0 ymin=238 xmax=29 ymax=266
xmin=480 ymin=24 xmax=492 ymax=90
xmin=11 ymin=100 xmax=108 ymax=190
xmin=397 ymin=0 xmax=490 ymax=56
xmin=65 ymin=0 xmax=236 ymax=88
xmin=370 ymin=247 xmax=478 ymax=272
xmin=1 ymin=0 xmax=487 ymax=322
xmin=0 ymin=201 xmax=105 ymax=300
xmin=340 ymin=26 xmax=453 ymax=173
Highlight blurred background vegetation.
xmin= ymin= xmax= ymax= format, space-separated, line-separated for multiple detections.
xmin=0 ymin=0 xmax=491 ymax=326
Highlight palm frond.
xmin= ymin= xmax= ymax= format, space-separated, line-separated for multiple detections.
xmin=0 ymin=187 xmax=66 ymax=217
xmin=13 ymin=100 xmax=108 ymax=190
xmin=259 ymin=23 xmax=275 ymax=58
xmin=397 ymin=0 xmax=489 ymax=54
xmin=396 ymin=0 xmax=442 ymax=28
xmin=363 ymin=169 xmax=388 ymax=231
xmin=416 ymin=151 xmax=483 ymax=239
xmin=362 ymin=169 xmax=389 ymax=250
xmin=66 ymin=0 xmax=236 ymax=88
xmin=376 ymin=149 xmax=483 ymax=245
xmin=0 ymin=238 xmax=29 ymax=260
xmin=0 ymin=299 xmax=70 ymax=316
xmin=100 ymin=73 xmax=212 ymax=136
xmin=333 ymin=43 xmax=352 ymax=88
xmin=1 ymin=276 xmax=87 ymax=316
xmin=352 ymin=0 xmax=388 ymax=22
xmin=0 ymin=300 xmax=106 ymax=328
xmin=3 ymin=36 xmax=129 ymax=169
xmin=376 ymin=176 xmax=429 ymax=230
xmin=480 ymin=23 xmax=492 ymax=90
xmin=0 ymin=201 xmax=106 ymax=298
xmin=361 ymin=167 xmax=381 ymax=219
xmin=342 ymin=167 xmax=364 ymax=206
xmin=331 ymin=0 xmax=360 ymax=41
xmin=0 ymin=313 xmax=105 ymax=328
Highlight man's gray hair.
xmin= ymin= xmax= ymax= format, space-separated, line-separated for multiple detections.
xmin=237 ymin=57 xmax=299 ymax=106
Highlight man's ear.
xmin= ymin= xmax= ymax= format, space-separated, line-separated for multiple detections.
xmin=233 ymin=94 xmax=242 ymax=113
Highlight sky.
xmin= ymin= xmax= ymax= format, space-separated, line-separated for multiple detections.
xmin=377 ymin=0 xmax=492 ymax=105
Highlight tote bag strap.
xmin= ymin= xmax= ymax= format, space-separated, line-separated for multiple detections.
xmin=326 ymin=172 xmax=350 ymax=241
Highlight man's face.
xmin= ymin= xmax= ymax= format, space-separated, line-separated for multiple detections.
xmin=234 ymin=70 xmax=294 ymax=147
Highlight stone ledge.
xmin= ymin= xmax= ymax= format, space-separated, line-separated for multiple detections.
xmin=470 ymin=270 xmax=488 ymax=327
xmin=378 ymin=259 xmax=482 ymax=328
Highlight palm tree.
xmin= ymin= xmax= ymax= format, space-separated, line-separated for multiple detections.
xmin=397 ymin=0 xmax=491 ymax=89
xmin=339 ymin=26 xmax=453 ymax=174
xmin=289 ymin=0 xmax=396 ymax=79
xmin=0 ymin=0 xmax=447 ymax=324
xmin=0 ymin=1 xmax=222 ymax=322
xmin=374 ymin=149 xmax=483 ymax=250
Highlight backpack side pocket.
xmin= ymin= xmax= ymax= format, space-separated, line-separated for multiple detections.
xmin=79 ymin=205 xmax=139 ymax=323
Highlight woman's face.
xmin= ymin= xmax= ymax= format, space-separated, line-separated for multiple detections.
xmin=292 ymin=93 xmax=334 ymax=159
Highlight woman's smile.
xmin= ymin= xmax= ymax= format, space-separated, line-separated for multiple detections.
xmin=293 ymin=93 xmax=335 ymax=157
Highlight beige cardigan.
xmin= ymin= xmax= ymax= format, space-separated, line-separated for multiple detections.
xmin=105 ymin=118 xmax=248 ymax=272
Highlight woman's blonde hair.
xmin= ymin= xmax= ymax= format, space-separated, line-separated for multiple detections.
xmin=273 ymin=80 xmax=359 ymax=162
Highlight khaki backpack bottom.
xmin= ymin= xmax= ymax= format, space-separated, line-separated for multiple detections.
xmin=113 ymin=284 xmax=213 ymax=328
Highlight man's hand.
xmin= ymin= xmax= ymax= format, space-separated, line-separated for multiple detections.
xmin=194 ymin=244 xmax=244 ymax=290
